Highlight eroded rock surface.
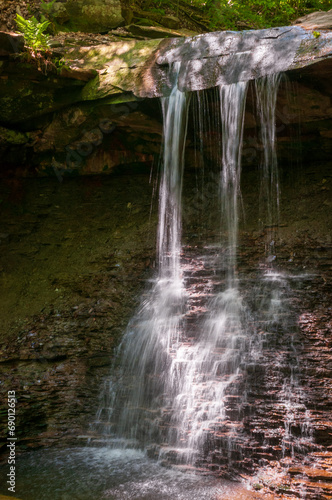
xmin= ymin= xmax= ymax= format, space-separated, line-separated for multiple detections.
xmin=0 ymin=174 xmax=157 ymax=453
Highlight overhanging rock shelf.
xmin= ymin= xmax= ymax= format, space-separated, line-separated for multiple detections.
xmin=60 ymin=26 xmax=332 ymax=99
xmin=0 ymin=24 xmax=331 ymax=176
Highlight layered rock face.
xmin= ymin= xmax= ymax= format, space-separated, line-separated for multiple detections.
xmin=0 ymin=164 xmax=330 ymax=498
xmin=0 ymin=175 xmax=157 ymax=451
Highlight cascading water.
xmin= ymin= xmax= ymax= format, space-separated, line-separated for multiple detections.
xmin=254 ymin=75 xmax=313 ymax=458
xmin=219 ymin=82 xmax=248 ymax=285
xmin=160 ymin=82 xmax=249 ymax=464
xmin=255 ymin=73 xmax=282 ymax=257
xmin=94 ymin=67 xmax=314 ymax=476
xmin=95 ymin=63 xmax=189 ymax=447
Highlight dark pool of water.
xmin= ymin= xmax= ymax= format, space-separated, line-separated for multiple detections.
xmin=0 ymin=447 xmax=245 ymax=500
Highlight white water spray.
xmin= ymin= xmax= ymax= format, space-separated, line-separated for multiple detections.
xmin=94 ymin=71 xmax=313 ymax=472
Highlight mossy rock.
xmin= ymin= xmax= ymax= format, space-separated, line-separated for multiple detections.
xmin=0 ymin=126 xmax=29 ymax=145
xmin=162 ymin=15 xmax=181 ymax=30
xmin=63 ymin=39 xmax=163 ymax=99
xmin=50 ymin=2 xmax=70 ymax=25
xmin=0 ymin=64 xmax=85 ymax=124
xmin=64 ymin=0 xmax=125 ymax=33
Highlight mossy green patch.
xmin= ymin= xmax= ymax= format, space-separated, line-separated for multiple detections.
xmin=0 ymin=126 xmax=29 ymax=145
xmin=63 ymin=39 xmax=162 ymax=100
xmin=64 ymin=0 xmax=124 ymax=33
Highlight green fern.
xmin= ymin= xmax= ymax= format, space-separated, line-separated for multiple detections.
xmin=15 ymin=14 xmax=50 ymax=51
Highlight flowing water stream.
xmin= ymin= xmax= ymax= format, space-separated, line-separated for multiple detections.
xmin=92 ymin=65 xmax=313 ymax=475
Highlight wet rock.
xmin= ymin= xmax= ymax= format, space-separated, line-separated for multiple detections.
xmin=289 ymin=466 xmax=332 ymax=481
xmin=87 ymin=356 xmax=112 ymax=367
xmin=0 ymin=173 xmax=157 ymax=456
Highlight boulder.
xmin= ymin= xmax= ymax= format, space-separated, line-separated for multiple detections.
xmin=58 ymin=27 xmax=332 ymax=101
xmin=62 ymin=38 xmax=163 ymax=100
xmin=0 ymin=31 xmax=24 ymax=55
xmin=294 ymin=8 xmax=332 ymax=30
xmin=50 ymin=2 xmax=70 ymax=25
xmin=153 ymin=26 xmax=332 ymax=96
xmin=64 ymin=0 xmax=125 ymax=33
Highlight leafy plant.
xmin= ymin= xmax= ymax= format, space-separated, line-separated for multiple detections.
xmin=140 ymin=0 xmax=332 ymax=31
xmin=15 ymin=14 xmax=50 ymax=51
xmin=40 ymin=0 xmax=57 ymax=17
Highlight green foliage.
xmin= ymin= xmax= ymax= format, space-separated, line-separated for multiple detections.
xmin=40 ymin=0 xmax=57 ymax=17
xmin=15 ymin=14 xmax=50 ymax=51
xmin=313 ymin=30 xmax=321 ymax=37
xmin=140 ymin=0 xmax=331 ymax=31
xmin=217 ymin=0 xmax=332 ymax=30
xmin=53 ymin=57 xmax=68 ymax=71
xmin=205 ymin=0 xmax=329 ymax=30
xmin=150 ymin=7 xmax=166 ymax=15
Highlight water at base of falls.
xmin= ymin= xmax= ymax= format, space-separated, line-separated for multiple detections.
xmin=0 ymin=447 xmax=246 ymax=500
xmin=92 ymin=67 xmax=314 ymax=472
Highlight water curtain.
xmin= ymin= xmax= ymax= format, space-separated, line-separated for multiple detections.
xmin=98 ymin=63 xmax=189 ymax=446
xmin=94 ymin=66 xmax=311 ymax=468
xmin=255 ymin=74 xmax=282 ymax=256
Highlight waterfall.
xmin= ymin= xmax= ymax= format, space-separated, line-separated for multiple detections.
xmin=255 ymin=73 xmax=282 ymax=258
xmin=93 ymin=67 xmax=313 ymax=472
xmin=252 ymin=74 xmax=313 ymax=459
xmin=95 ymin=64 xmax=189 ymax=446
xmin=159 ymin=70 xmax=188 ymax=279
xmin=219 ymin=82 xmax=248 ymax=285
xmin=161 ymin=82 xmax=249 ymax=463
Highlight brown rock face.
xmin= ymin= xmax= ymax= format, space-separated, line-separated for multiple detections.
xmin=0 ymin=31 xmax=24 ymax=55
xmin=0 ymin=174 xmax=157 ymax=455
